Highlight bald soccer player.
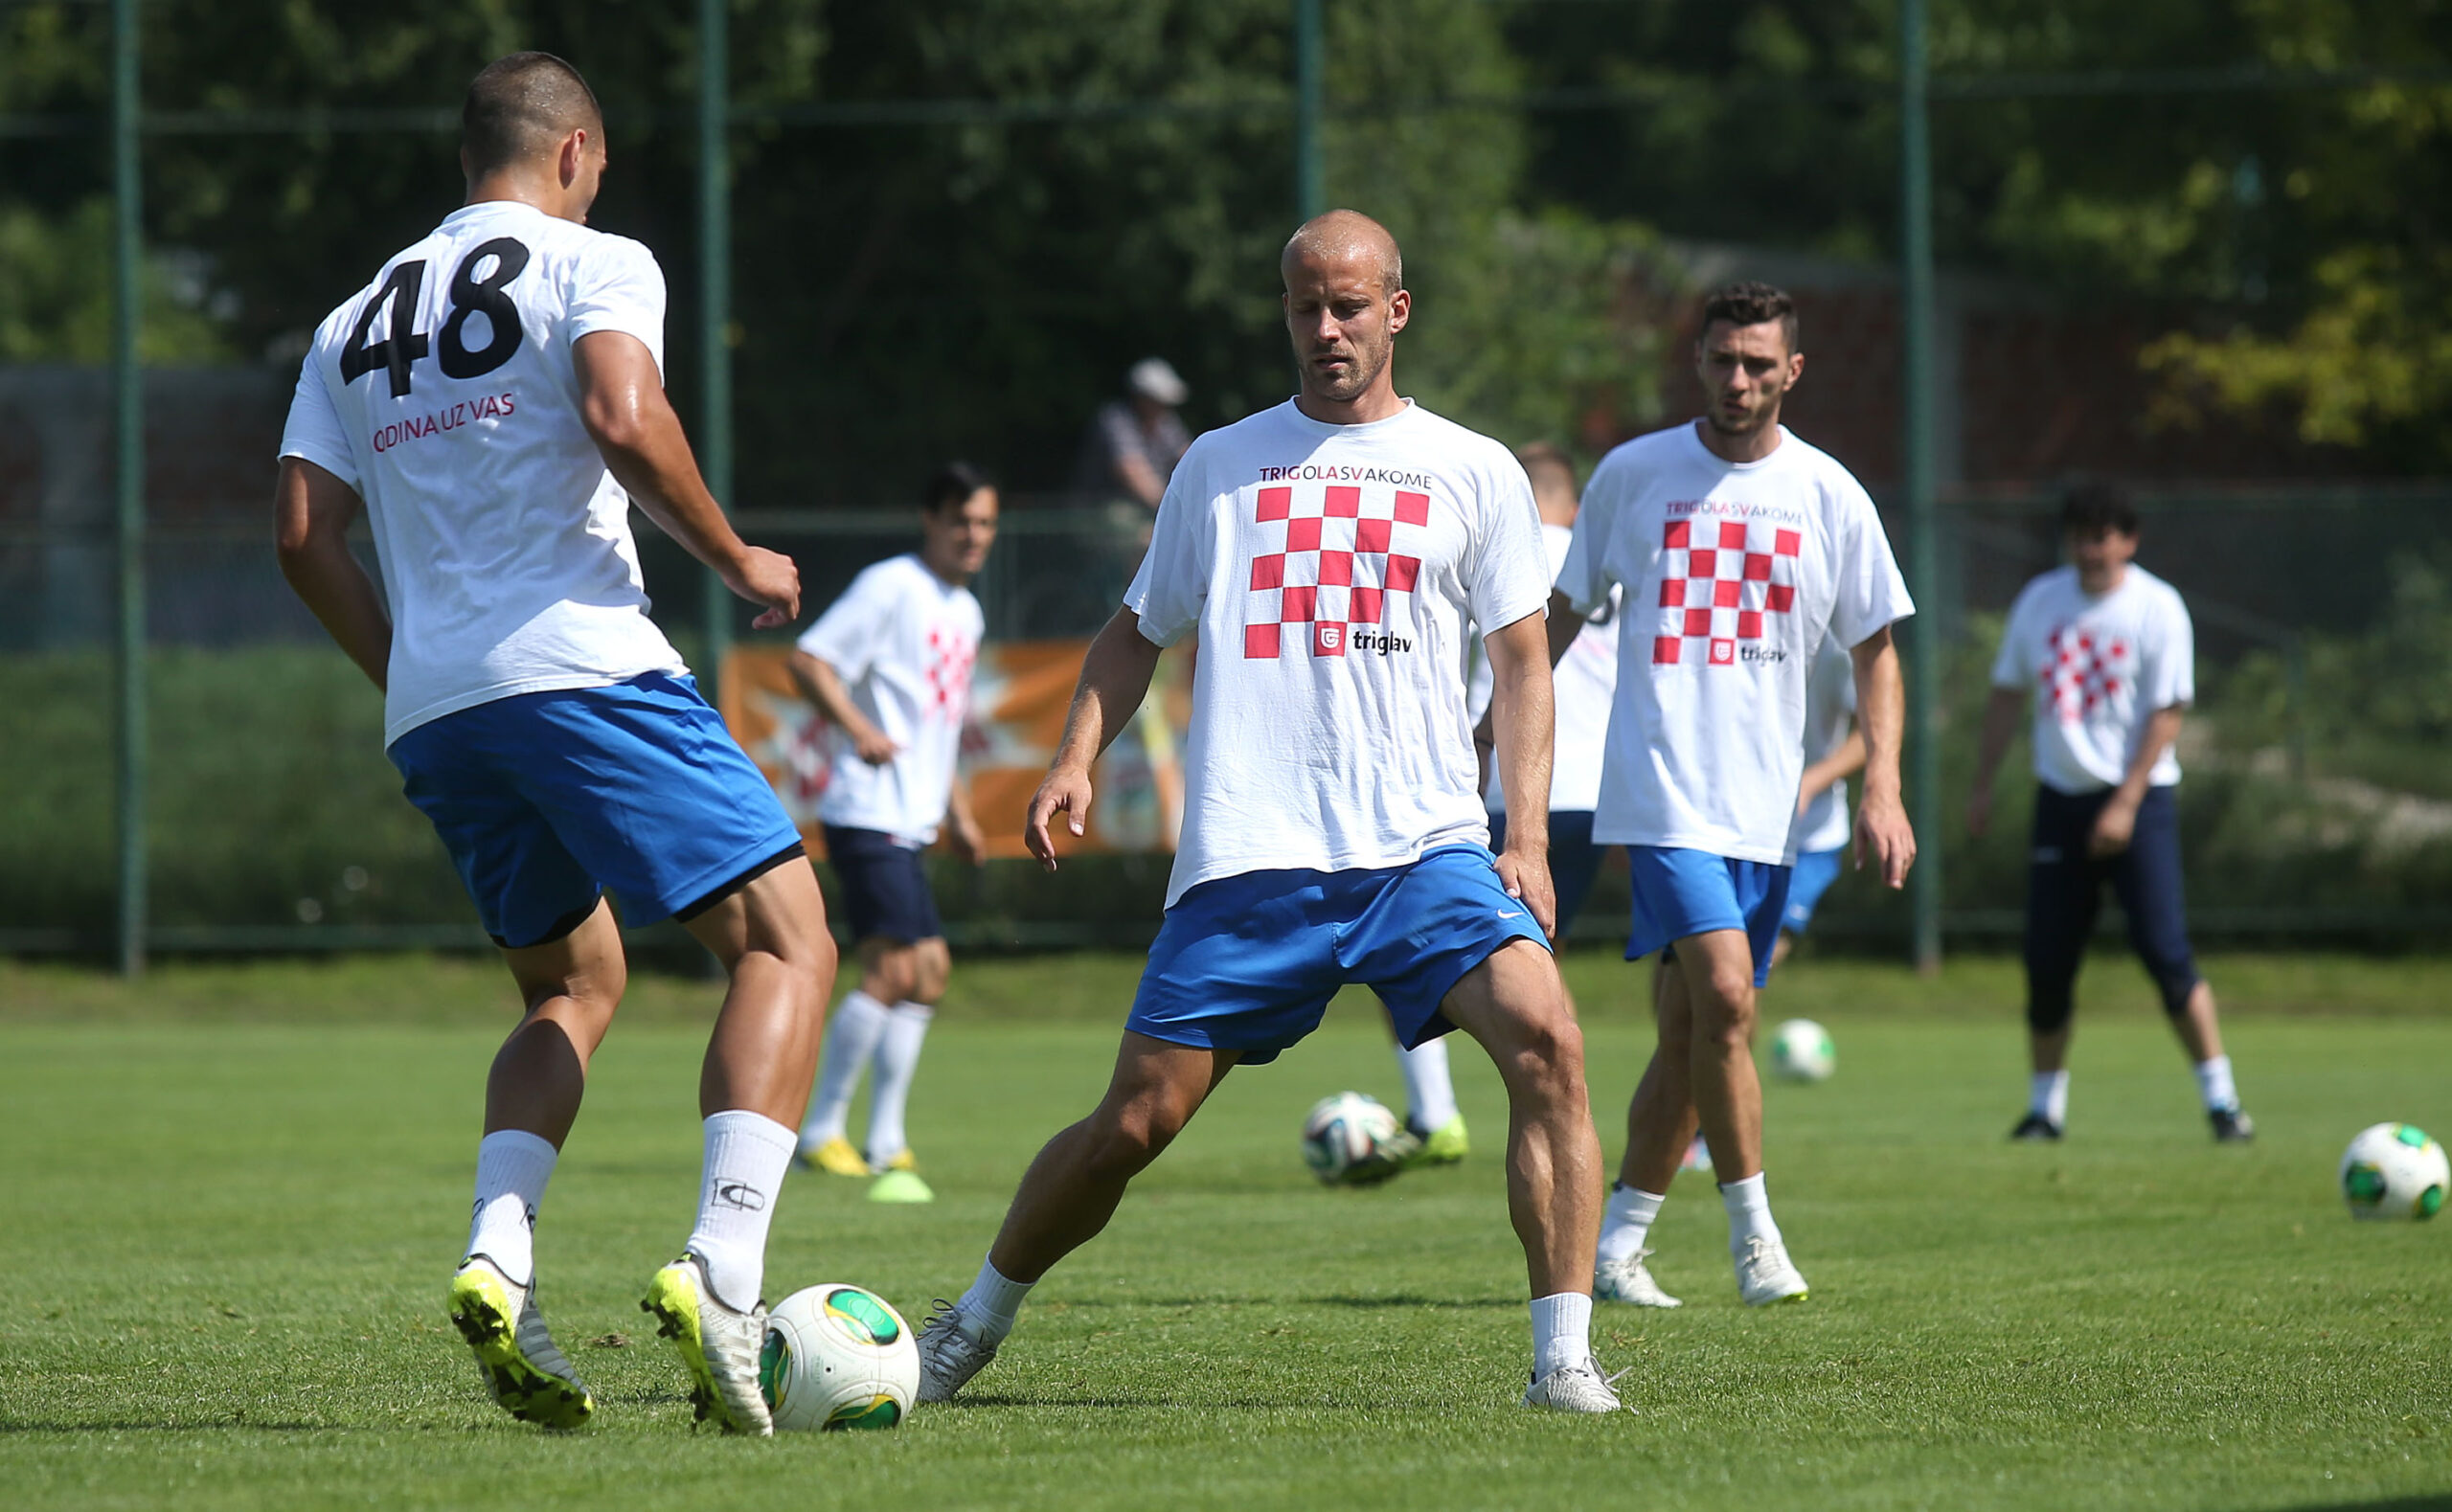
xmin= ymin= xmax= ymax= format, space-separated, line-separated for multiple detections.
xmin=908 ymin=212 xmax=1623 ymax=1414
xmin=276 ymin=53 xmax=833 ymax=1435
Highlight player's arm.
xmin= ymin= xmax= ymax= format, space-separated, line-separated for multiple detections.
xmin=1848 ymin=625 xmax=1916 ymax=888
xmin=786 ymin=649 xmax=896 ymax=764
xmin=1484 ymin=609 xmax=1559 ymax=937
xmin=1471 ymin=588 xmax=1584 ymax=753
xmin=273 ymin=457 xmax=390 ymax=690
xmin=944 ymin=768 xmax=987 ymax=867
xmin=573 ymin=330 xmax=799 ymax=629
xmin=1797 ymin=729 xmax=1868 ymax=814
xmin=1023 ymin=606 xmax=1164 ymax=869
xmin=1965 ymin=687 xmax=2027 ymax=837
xmin=2089 ymin=705 xmax=2185 ymax=858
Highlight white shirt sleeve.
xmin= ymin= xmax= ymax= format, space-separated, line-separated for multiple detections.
xmin=566 ymin=236 xmax=668 ymax=377
xmin=2143 ymin=587 xmax=2195 ymax=710
xmin=1124 ymin=457 xmax=1213 ymax=647
xmin=1466 ymin=454 xmax=1551 ymax=633
xmin=276 ymin=354 xmax=360 ymax=491
xmin=1826 ymin=477 xmax=1915 ymax=649
xmin=1555 ymin=461 xmax=1617 ymax=617
xmin=1990 ymin=584 xmax=2037 ymax=689
xmin=799 ymin=565 xmax=890 ymax=681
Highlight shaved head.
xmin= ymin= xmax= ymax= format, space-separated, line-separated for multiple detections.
xmin=1282 ymin=210 xmax=1404 ymax=295
xmin=463 ymin=52 xmax=603 ymax=179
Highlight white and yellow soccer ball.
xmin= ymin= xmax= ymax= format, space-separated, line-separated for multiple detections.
xmin=2339 ymin=1122 xmax=2449 ymax=1222
xmin=760 ymin=1284 xmax=920 ymax=1430
xmin=1768 ymin=1019 xmax=1836 ymax=1083
xmin=1302 ymin=1091 xmax=1408 ymax=1186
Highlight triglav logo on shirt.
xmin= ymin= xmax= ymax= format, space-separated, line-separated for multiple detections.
xmin=1651 ymin=516 xmax=1803 ymax=668
xmin=1243 ymin=482 xmax=1429 ymax=660
xmin=2040 ymin=623 xmax=2131 ymax=721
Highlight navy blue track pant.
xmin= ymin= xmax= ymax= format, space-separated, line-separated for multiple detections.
xmin=2023 ymin=783 xmax=2201 ymax=1035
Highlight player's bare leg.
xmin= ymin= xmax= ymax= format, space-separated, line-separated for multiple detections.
xmin=643 ymin=857 xmax=836 ymax=1435
xmin=449 ymin=898 xmax=628 ymax=1430
xmin=864 ymin=937 xmax=948 ymax=1188
xmin=1672 ymin=930 xmax=1765 ymax=1183
xmin=914 ymin=1034 xmax=1233 ymax=1402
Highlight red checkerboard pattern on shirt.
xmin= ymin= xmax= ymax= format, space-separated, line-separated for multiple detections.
xmin=924 ymin=623 xmax=976 ymax=717
xmin=2040 ymin=621 xmax=2131 ymax=721
xmin=1242 ymin=483 xmax=1429 ymax=658
xmin=1651 ymin=516 xmax=1804 ymax=666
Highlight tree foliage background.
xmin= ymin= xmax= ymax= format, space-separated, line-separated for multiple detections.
xmin=2 ymin=0 xmax=2448 ymax=497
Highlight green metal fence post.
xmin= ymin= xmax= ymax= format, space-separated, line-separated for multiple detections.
xmin=699 ymin=0 xmax=735 ymax=694
xmin=112 ymin=0 xmax=147 ymax=977
xmin=1294 ymin=0 xmax=1325 ymax=219
xmin=1899 ymin=0 xmax=1942 ymax=972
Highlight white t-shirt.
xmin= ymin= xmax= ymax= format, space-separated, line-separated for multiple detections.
xmin=1125 ymin=398 xmax=1550 ymax=907
xmin=1790 ymin=637 xmax=1859 ymax=856
xmin=798 ymin=553 xmax=985 ymax=846
xmin=1990 ymin=563 xmax=2193 ymax=794
xmin=1466 ymin=521 xmax=1620 ymax=816
xmin=279 ymin=200 xmax=687 ymax=746
xmin=1559 ymin=422 xmax=1914 ymax=865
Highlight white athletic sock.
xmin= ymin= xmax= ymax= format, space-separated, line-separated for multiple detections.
xmin=465 ymin=1129 xmax=557 ymax=1286
xmin=955 ymin=1257 xmax=1033 ymax=1346
xmin=2193 ymin=1054 xmax=2238 ymax=1113
xmin=800 ymin=990 xmax=892 ymax=1151
xmin=2031 ymin=1070 xmax=2070 ymax=1126
xmin=1529 ymin=1291 xmax=1594 ymax=1382
xmin=1596 ymin=1185 xmax=1666 ymax=1264
xmin=684 ymin=1111 xmax=796 ymax=1311
xmin=1394 ymin=1037 xmax=1460 ymax=1133
xmin=866 ymin=1004 xmax=934 ymax=1164
xmin=1718 ymin=1171 xmax=1784 ymax=1255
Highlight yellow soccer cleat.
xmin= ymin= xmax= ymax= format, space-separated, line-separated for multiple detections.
xmin=879 ymin=1148 xmax=919 ymax=1173
xmin=797 ymin=1137 xmax=871 ymax=1177
xmin=640 ymin=1253 xmax=772 ymax=1435
xmin=447 ymin=1257 xmax=595 ymax=1430
xmin=1404 ymin=1115 xmax=1469 ymax=1168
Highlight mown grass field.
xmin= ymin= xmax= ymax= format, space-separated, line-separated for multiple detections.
xmin=1 ymin=950 xmax=2447 ymax=1511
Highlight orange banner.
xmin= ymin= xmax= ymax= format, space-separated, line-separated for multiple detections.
xmin=720 ymin=641 xmax=1187 ymax=860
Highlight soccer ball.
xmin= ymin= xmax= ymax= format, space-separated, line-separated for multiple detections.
xmin=2339 ymin=1122 xmax=2449 ymax=1222
xmin=759 ymin=1283 xmax=920 ymax=1430
xmin=1302 ymin=1091 xmax=1408 ymax=1186
xmin=1768 ymin=1019 xmax=1835 ymax=1083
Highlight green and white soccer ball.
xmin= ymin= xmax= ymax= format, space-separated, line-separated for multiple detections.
xmin=1302 ymin=1091 xmax=1408 ymax=1186
xmin=1768 ymin=1018 xmax=1836 ymax=1083
xmin=2339 ymin=1122 xmax=2449 ymax=1222
xmin=760 ymin=1283 xmax=920 ymax=1430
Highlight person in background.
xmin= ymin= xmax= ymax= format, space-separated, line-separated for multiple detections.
xmin=1074 ymin=357 xmax=1192 ymax=513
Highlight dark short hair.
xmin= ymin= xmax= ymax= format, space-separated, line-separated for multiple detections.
xmin=1698 ymin=281 xmax=1799 ymax=352
xmin=923 ymin=461 xmax=995 ymax=513
xmin=463 ymin=53 xmax=602 ymax=178
xmin=2060 ymin=480 xmax=2140 ymax=538
xmin=1514 ymin=440 xmax=1578 ymax=492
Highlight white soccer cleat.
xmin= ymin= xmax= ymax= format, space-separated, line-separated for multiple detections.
xmin=913 ymin=1299 xmax=1001 ymax=1404
xmin=1522 ymin=1357 xmax=1632 ymax=1414
xmin=446 ymin=1256 xmax=595 ymax=1429
xmin=640 ymin=1252 xmax=772 ymax=1435
xmin=1593 ymin=1249 xmax=1683 ymax=1308
xmin=1735 ymin=1234 xmax=1809 ymax=1306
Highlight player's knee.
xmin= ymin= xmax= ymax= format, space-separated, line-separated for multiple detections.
xmin=1492 ymin=1004 xmax=1585 ymax=1103
xmin=1692 ymin=979 xmax=1757 ymax=1048
xmin=2025 ymin=994 xmax=2075 ymax=1037
xmin=1083 ymin=1101 xmax=1181 ymax=1178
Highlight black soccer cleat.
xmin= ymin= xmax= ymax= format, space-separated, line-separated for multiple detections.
xmin=2210 ymin=1107 xmax=2257 ymax=1143
xmin=2009 ymin=1112 xmax=2064 ymax=1141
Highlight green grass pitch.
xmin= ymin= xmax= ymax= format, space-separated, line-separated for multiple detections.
xmin=1 ymin=951 xmax=2447 ymax=1511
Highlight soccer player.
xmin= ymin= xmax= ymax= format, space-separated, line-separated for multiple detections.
xmin=1553 ymin=282 xmax=1917 ymax=1311
xmin=272 ymin=54 xmax=834 ymax=1435
xmin=1967 ymin=483 xmax=2254 ymax=1143
xmin=1773 ymin=635 xmax=1867 ymax=970
xmin=912 ymin=211 xmax=1623 ymax=1413
xmin=791 ymin=463 xmax=998 ymax=1197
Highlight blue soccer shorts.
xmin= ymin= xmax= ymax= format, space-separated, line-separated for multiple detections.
xmin=1126 ymin=844 xmax=1551 ymax=1066
xmin=1625 ymin=846 xmax=1794 ymax=989
xmin=389 ymin=671 xmax=805 ymax=949
xmin=1779 ymin=846 xmax=1848 ymax=937
xmin=823 ymin=824 xmax=944 ymax=944
xmin=1487 ymin=809 xmax=1607 ymax=935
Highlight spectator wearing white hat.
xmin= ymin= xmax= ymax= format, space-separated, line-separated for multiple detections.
xmin=1075 ymin=357 xmax=1192 ymax=513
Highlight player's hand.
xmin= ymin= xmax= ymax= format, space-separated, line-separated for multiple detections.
xmin=725 ymin=546 xmax=802 ymax=630
xmin=1024 ymin=764 xmax=1095 ymax=871
xmin=950 ymin=812 xmax=988 ymax=868
xmin=1853 ymin=789 xmax=1917 ymax=890
xmin=2088 ymin=796 xmax=2138 ymax=858
xmin=1494 ymin=845 xmax=1557 ymax=941
xmin=851 ymin=727 xmax=900 ymax=765
xmin=1964 ymin=781 xmax=1993 ymax=838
